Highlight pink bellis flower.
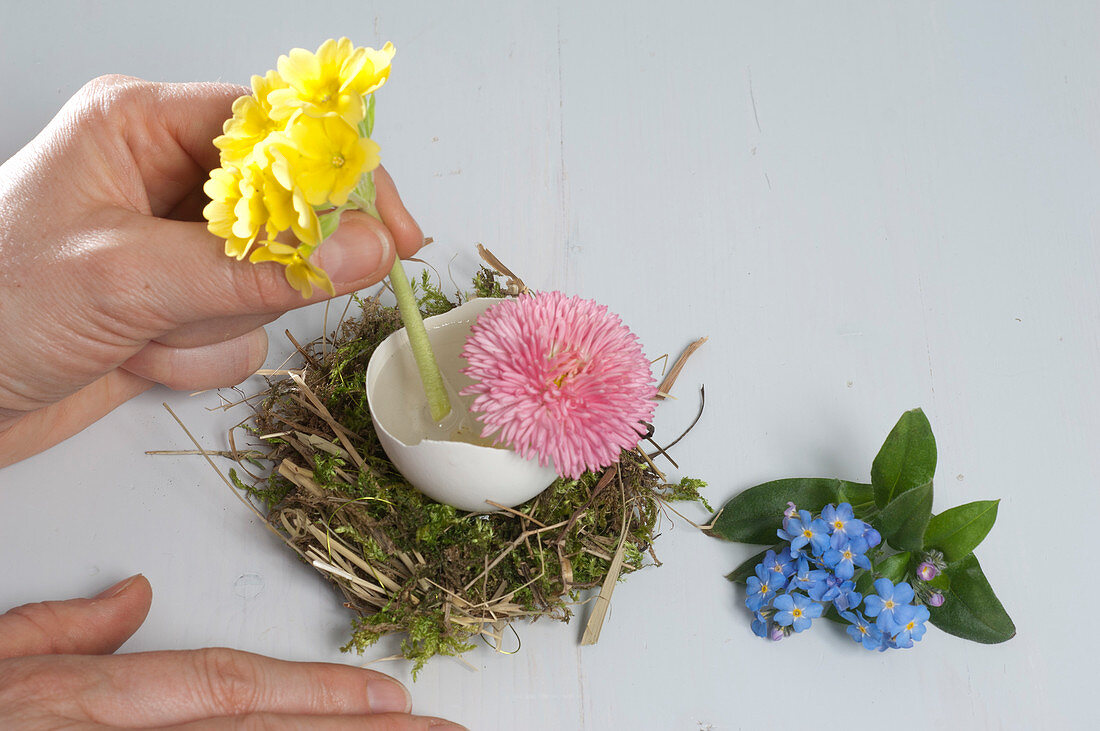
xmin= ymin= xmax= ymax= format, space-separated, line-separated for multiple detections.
xmin=460 ymin=291 xmax=657 ymax=479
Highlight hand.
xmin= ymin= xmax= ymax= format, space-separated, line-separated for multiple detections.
xmin=0 ymin=575 xmax=463 ymax=729
xmin=0 ymin=75 xmax=424 ymax=467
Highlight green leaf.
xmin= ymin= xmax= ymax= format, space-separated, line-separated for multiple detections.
xmin=854 ymin=571 xmax=874 ymax=598
xmin=821 ymin=605 xmax=846 ymax=625
xmin=710 ymin=478 xmax=868 ymax=544
xmin=364 ymin=93 xmax=376 ymax=137
xmin=871 ymin=409 xmax=937 ymax=507
xmin=837 ymin=481 xmax=874 ymax=509
xmin=875 ymin=551 xmax=911 ymax=584
xmin=924 ymin=500 xmax=1000 ymax=563
xmin=875 ymin=481 xmax=934 ymax=551
xmin=926 ymin=571 xmax=951 ymax=592
xmin=724 ymin=546 xmax=778 ymax=584
xmin=928 ymin=554 xmax=1015 ymax=644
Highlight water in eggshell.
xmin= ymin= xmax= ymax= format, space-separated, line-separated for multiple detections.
xmin=365 ymin=298 xmax=559 ymax=512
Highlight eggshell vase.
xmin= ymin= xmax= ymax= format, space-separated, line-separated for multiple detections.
xmin=365 ymin=297 xmax=558 ymax=512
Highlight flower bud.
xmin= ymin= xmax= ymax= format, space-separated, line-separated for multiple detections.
xmin=924 ymin=549 xmax=947 ymax=570
xmin=927 ymin=592 xmax=945 ymax=607
xmin=784 ymin=502 xmax=798 ymax=519
xmin=917 ymin=561 xmax=939 ymax=581
xmin=769 ymin=624 xmax=786 ymax=642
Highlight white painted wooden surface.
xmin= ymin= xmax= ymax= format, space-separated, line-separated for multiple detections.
xmin=2 ymin=1 xmax=1097 ymax=728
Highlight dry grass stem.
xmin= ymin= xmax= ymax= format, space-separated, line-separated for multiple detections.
xmin=656 ymin=336 xmax=708 ymax=399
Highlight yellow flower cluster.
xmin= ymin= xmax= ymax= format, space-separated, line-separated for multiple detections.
xmin=203 ymin=38 xmax=394 ymax=297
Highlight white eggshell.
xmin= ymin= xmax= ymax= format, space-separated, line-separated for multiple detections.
xmin=365 ymin=298 xmax=558 ymax=512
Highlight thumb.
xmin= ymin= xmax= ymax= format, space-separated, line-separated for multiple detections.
xmin=0 ymin=574 xmax=152 ymax=659
xmin=127 ymin=210 xmax=396 ymax=321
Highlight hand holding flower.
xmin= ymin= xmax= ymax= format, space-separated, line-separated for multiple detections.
xmin=0 ymin=74 xmax=422 ymax=468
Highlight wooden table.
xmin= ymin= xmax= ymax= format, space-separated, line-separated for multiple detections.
xmin=2 ymin=2 xmax=1094 ymax=728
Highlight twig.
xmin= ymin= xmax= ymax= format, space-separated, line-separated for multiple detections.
xmin=655 ymin=386 xmax=706 ymax=454
xmin=285 ymin=330 xmax=322 ymax=370
xmin=644 ymin=437 xmax=679 ymax=469
xmin=554 ymin=465 xmax=617 ymax=545
xmin=462 ymin=520 xmax=568 ymax=592
xmin=580 ymin=472 xmax=630 ymax=645
xmin=476 ymin=244 xmax=528 ymax=295
xmin=144 ymin=449 xmax=266 ymax=460
xmin=484 ymin=501 xmax=549 ymax=528
xmin=656 ymin=336 xmax=707 ymax=399
xmin=288 ymin=372 xmax=367 ymax=470
xmin=160 ymin=403 xmax=304 ymax=557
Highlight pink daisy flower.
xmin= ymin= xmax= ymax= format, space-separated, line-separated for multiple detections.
xmin=460 ymin=291 xmax=657 ymax=479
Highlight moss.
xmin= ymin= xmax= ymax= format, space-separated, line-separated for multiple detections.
xmin=472 ymin=266 xmax=507 ymax=298
xmin=230 ymin=468 xmax=292 ymax=509
xmin=233 ymin=267 xmax=707 ymax=677
xmin=663 ymin=476 xmax=714 ymax=512
xmin=410 ymin=268 xmax=458 ymax=317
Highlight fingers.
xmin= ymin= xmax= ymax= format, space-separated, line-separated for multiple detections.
xmin=121 ymin=328 xmax=268 ymax=391
xmin=0 ymin=574 xmax=151 ymax=659
xmin=20 ymin=648 xmax=416 ymax=726
xmin=374 ymin=166 xmax=425 ymax=259
xmin=0 ymin=369 xmax=153 ymax=469
xmin=73 ymin=76 xmax=246 ymax=217
xmin=165 ymin=712 xmax=466 ymax=730
xmin=117 ymin=209 xmax=396 ymax=323
xmin=154 ymin=314 xmax=280 ymax=349
xmin=166 ymin=182 xmax=215 ymax=222
xmin=145 ymin=81 xmax=250 ymax=173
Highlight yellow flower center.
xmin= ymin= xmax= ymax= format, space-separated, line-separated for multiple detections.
xmin=331 ymin=154 xmax=345 ymax=168
xmin=843 ymin=550 xmax=853 ymax=560
xmin=834 ymin=520 xmax=844 ymax=530
xmin=884 ymin=599 xmax=895 ymax=610
xmin=792 ymin=608 xmax=803 ymax=618
xmin=551 ymin=354 xmax=585 ymax=387
xmin=802 ymin=529 xmax=813 ymax=538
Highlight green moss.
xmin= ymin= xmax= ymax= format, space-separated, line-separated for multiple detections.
xmin=343 ymin=605 xmax=477 ymax=678
xmin=410 ymin=268 xmax=458 ymax=317
xmin=664 ymin=476 xmax=713 ymax=512
xmin=472 ymin=266 xmax=507 ymax=298
xmin=230 ymin=468 xmax=292 ymax=509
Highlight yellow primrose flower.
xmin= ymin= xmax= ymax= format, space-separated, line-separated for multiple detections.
xmin=232 ymin=164 xmax=269 ymax=245
xmin=214 ymin=70 xmax=288 ymax=166
xmin=259 ymin=153 xmax=322 ymax=247
xmin=249 ymin=241 xmax=335 ymax=299
xmin=268 ymin=38 xmax=394 ymax=125
xmin=252 ymin=68 xmax=289 ymax=107
xmin=202 ymin=166 xmax=259 ymax=260
xmin=269 ymin=114 xmax=379 ymax=207
xmin=342 ymin=42 xmax=395 ymax=95
xmin=204 ymin=39 xmax=392 ymax=295
xmin=203 ymin=159 xmax=321 ymax=261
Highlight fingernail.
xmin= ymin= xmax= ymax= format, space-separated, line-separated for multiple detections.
xmin=320 ymin=217 xmax=391 ymax=286
xmin=95 ymin=574 xmax=140 ymax=599
xmin=366 ymin=677 xmax=412 ymax=714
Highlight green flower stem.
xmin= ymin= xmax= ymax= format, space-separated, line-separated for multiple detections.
xmin=345 ymin=168 xmax=450 ymax=422
xmin=388 ymin=256 xmax=452 ymax=422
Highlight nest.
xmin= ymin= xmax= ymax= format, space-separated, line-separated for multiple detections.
xmin=177 ymin=262 xmax=708 ymax=676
